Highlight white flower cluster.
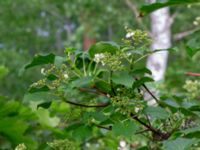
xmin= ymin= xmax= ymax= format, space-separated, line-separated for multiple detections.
xmin=15 ymin=143 xmax=27 ymax=150
xmin=94 ymin=53 xmax=105 ymax=65
xmin=63 ymin=73 xmax=69 ymax=79
xmin=125 ymin=31 xmax=135 ymax=38
xmin=193 ymin=17 xmax=200 ymax=26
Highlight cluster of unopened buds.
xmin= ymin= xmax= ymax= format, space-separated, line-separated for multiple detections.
xmin=183 ymin=80 xmax=200 ymax=99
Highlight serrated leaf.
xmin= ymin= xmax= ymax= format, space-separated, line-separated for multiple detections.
xmin=112 ymin=120 xmax=138 ymax=138
xmin=89 ymin=41 xmax=119 ymax=58
xmin=144 ymin=106 xmax=169 ymax=119
xmin=72 ymin=125 xmax=92 ymax=141
xmin=163 ymin=138 xmax=198 ymax=150
xmin=112 ymin=71 xmax=133 ymax=88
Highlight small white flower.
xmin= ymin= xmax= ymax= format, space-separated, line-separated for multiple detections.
xmin=135 ymin=107 xmax=140 ymax=113
xmin=63 ymin=73 xmax=69 ymax=79
xmin=127 ymin=52 xmax=132 ymax=56
xmin=41 ymin=68 xmax=45 ymax=75
xmin=120 ymin=140 xmax=126 ymax=147
xmin=193 ymin=21 xmax=198 ymax=26
xmin=15 ymin=143 xmax=27 ymax=150
xmin=94 ymin=53 xmax=105 ymax=63
xmin=106 ymin=94 xmax=110 ymax=98
xmin=125 ymin=32 xmax=135 ymax=38
xmin=196 ymin=17 xmax=200 ymax=21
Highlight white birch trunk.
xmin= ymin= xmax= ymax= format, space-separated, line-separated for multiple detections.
xmin=147 ymin=0 xmax=171 ymax=81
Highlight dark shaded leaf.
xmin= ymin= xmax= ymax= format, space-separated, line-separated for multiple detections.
xmin=28 ymin=86 xmax=50 ymax=93
xmin=37 ymin=101 xmax=52 ymax=109
xmin=89 ymin=41 xmax=119 ymax=58
xmin=24 ymin=53 xmax=55 ymax=70
xmin=140 ymin=0 xmax=200 ymax=16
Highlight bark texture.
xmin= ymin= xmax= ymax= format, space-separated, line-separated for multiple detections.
xmin=147 ymin=0 xmax=171 ymax=81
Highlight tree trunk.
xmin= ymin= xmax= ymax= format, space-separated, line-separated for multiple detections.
xmin=147 ymin=0 xmax=171 ymax=81
xmin=83 ymin=35 xmax=96 ymax=51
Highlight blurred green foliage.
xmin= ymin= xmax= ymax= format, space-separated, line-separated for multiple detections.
xmin=0 ymin=0 xmax=200 ymax=149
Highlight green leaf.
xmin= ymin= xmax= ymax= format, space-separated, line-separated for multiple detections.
xmin=112 ymin=120 xmax=138 ymax=138
xmin=0 ymin=65 xmax=9 ymax=79
xmin=23 ymin=92 xmax=56 ymax=103
xmin=95 ymin=80 xmax=111 ymax=93
xmin=28 ymin=86 xmax=50 ymax=93
xmin=144 ymin=106 xmax=169 ymax=119
xmin=24 ymin=53 xmax=55 ymax=70
xmin=89 ymin=41 xmax=119 ymax=58
xmin=132 ymin=77 xmax=154 ymax=89
xmin=140 ymin=0 xmax=200 ymax=16
xmin=46 ymin=74 xmax=58 ymax=81
xmin=163 ymin=138 xmax=198 ymax=150
xmin=112 ymin=71 xmax=133 ymax=88
xmin=186 ymin=38 xmax=200 ymax=57
xmin=36 ymin=108 xmax=60 ymax=127
xmin=71 ymin=76 xmax=94 ymax=88
xmin=54 ymin=56 xmax=66 ymax=67
xmin=37 ymin=101 xmax=52 ymax=109
xmin=131 ymin=67 xmax=152 ymax=75
xmin=83 ymin=111 xmax=108 ymax=123
xmin=72 ymin=125 xmax=92 ymax=141
xmin=0 ymin=117 xmax=28 ymax=144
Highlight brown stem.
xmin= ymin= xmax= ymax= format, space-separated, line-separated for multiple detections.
xmin=134 ymin=77 xmax=159 ymax=104
xmin=62 ymin=98 xmax=110 ymax=108
xmin=186 ymin=72 xmax=200 ymax=77
xmin=142 ymin=83 xmax=159 ymax=104
xmin=131 ymin=113 xmax=160 ymax=135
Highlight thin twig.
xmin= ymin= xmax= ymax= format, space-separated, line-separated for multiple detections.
xmin=134 ymin=77 xmax=159 ymax=104
xmin=94 ymin=124 xmax=112 ymax=130
xmin=142 ymin=83 xmax=159 ymax=104
xmin=174 ymin=27 xmax=200 ymax=41
xmin=62 ymin=98 xmax=110 ymax=108
xmin=131 ymin=113 xmax=161 ymax=135
xmin=186 ymin=72 xmax=200 ymax=77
